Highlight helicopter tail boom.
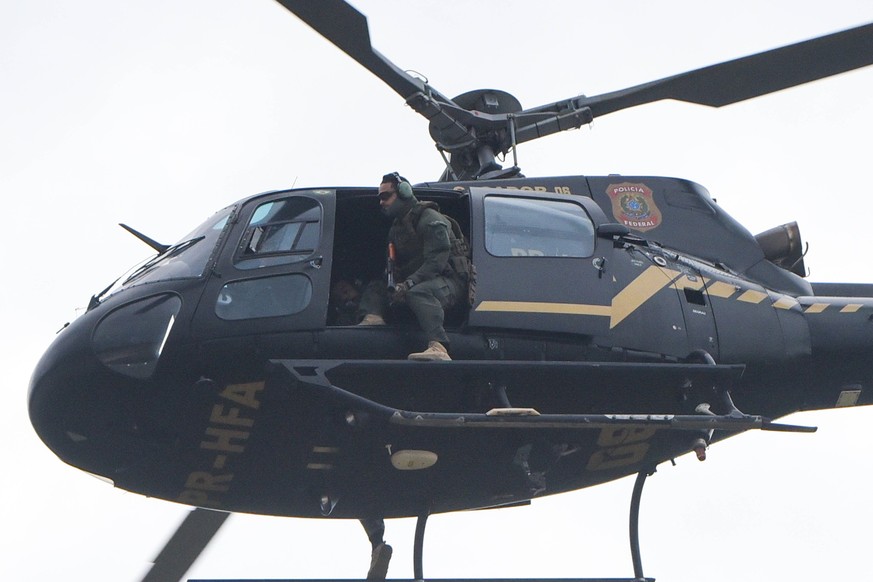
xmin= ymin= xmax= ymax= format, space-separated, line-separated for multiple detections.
xmin=785 ymin=292 xmax=873 ymax=412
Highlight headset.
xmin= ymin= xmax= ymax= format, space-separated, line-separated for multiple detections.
xmin=384 ymin=172 xmax=414 ymax=199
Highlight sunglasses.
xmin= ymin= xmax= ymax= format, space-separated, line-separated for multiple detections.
xmin=378 ymin=190 xmax=396 ymax=201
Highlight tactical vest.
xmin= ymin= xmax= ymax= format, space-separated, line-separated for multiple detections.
xmin=390 ymin=202 xmax=475 ymax=300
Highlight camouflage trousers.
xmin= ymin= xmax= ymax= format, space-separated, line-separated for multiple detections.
xmin=358 ymin=275 xmax=463 ymax=345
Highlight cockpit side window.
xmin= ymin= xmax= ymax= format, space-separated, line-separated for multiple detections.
xmin=235 ymin=197 xmax=322 ymax=270
xmin=215 ymin=274 xmax=313 ymax=320
xmin=484 ymin=196 xmax=595 ymax=258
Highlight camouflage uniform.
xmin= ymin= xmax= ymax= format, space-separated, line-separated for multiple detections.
xmin=359 ymin=198 xmax=464 ymax=345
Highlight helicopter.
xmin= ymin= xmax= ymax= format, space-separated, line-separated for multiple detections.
xmin=23 ymin=0 xmax=873 ymax=581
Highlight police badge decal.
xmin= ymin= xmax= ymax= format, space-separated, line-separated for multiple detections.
xmin=606 ymin=182 xmax=662 ymax=232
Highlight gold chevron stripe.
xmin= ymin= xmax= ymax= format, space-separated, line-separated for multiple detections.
xmin=475 ymin=266 xmax=679 ymax=329
xmin=610 ymin=266 xmax=675 ymax=329
xmin=475 ymin=264 xmax=873 ymax=329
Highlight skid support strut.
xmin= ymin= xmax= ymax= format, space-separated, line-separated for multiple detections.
xmin=629 ymin=468 xmax=654 ymax=582
xmin=413 ymin=512 xmax=429 ymax=582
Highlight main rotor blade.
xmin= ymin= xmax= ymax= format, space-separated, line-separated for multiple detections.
xmin=275 ymin=0 xmax=477 ymax=147
xmin=141 ymin=508 xmax=229 ymax=582
xmin=577 ymin=21 xmax=873 ymax=118
xmin=274 ymin=0 xmax=432 ymax=100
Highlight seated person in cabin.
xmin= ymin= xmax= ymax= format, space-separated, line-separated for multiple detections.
xmin=357 ymin=172 xmax=471 ymax=361
xmin=329 ymin=278 xmax=363 ymax=326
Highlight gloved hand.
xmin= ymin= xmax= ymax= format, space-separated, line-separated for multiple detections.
xmin=390 ymin=280 xmax=412 ymax=304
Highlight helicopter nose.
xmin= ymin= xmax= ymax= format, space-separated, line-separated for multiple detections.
xmin=29 ymin=295 xmax=182 ymax=481
xmin=29 ymin=311 xmax=117 ymax=479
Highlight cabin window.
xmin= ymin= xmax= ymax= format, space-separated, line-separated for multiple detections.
xmin=484 ymin=196 xmax=595 ymax=258
xmin=236 ymin=197 xmax=322 ymax=269
xmin=214 ymin=274 xmax=312 ymax=320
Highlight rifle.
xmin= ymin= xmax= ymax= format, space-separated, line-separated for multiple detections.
xmin=386 ymin=242 xmax=397 ymax=292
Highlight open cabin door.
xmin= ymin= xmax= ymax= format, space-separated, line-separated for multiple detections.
xmin=193 ymin=189 xmax=335 ymax=339
xmin=467 ymin=188 xmax=614 ymax=337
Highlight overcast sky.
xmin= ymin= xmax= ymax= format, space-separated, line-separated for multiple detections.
xmin=4 ymin=1 xmax=873 ymax=581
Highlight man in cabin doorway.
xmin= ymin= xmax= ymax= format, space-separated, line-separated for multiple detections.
xmin=357 ymin=172 xmax=469 ymax=361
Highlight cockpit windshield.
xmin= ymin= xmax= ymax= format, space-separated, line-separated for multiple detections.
xmin=100 ymin=205 xmax=235 ymax=300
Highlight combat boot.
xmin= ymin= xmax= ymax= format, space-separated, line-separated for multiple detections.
xmin=367 ymin=542 xmax=392 ymax=581
xmin=408 ymin=341 xmax=451 ymax=361
xmin=358 ymin=314 xmax=386 ymax=326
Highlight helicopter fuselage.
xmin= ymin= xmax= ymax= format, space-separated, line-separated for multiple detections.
xmin=28 ymin=175 xmax=873 ymax=520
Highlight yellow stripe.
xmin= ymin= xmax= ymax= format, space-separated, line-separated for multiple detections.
xmin=707 ymin=281 xmax=738 ymax=298
xmin=475 ymin=300 xmax=611 ymax=317
xmin=737 ymin=289 xmax=767 ymax=304
xmin=841 ymin=304 xmax=863 ymax=313
xmin=804 ymin=303 xmax=828 ymax=314
xmin=610 ymin=266 xmax=674 ymax=329
xmin=672 ymin=274 xmax=705 ymax=290
xmin=660 ymin=268 xmax=682 ymax=280
xmin=772 ymin=296 xmax=799 ymax=310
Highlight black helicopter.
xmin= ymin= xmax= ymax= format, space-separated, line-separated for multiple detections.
xmin=27 ymin=1 xmax=873 ymax=581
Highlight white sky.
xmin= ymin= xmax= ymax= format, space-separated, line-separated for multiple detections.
xmin=4 ymin=1 xmax=873 ymax=581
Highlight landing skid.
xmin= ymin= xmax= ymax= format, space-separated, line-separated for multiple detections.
xmin=189 ymin=469 xmax=656 ymax=582
xmin=404 ymin=469 xmax=655 ymax=582
xmin=189 ymin=580 xmax=652 ymax=582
